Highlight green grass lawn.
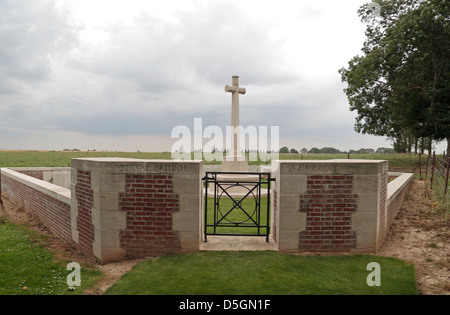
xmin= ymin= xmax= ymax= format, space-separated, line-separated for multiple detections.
xmin=0 ymin=217 xmax=419 ymax=296
xmin=104 ymin=251 xmax=417 ymax=295
xmin=205 ymin=195 xmax=269 ymax=236
xmin=0 ymin=219 xmax=103 ymax=295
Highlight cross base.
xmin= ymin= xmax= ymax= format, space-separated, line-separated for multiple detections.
xmin=221 ymin=155 xmax=248 ymax=172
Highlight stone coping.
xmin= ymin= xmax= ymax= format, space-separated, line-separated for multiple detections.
xmin=72 ymin=158 xmax=202 ymax=163
xmin=387 ymin=172 xmax=414 ymax=204
xmin=0 ymin=168 xmax=71 ymax=204
xmin=7 ymin=167 xmax=71 ymax=171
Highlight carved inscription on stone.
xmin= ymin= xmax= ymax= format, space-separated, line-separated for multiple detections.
xmin=153 ymin=163 xmax=188 ymax=173
xmin=281 ymin=163 xmax=363 ymax=175
xmin=115 ymin=163 xmax=146 ymax=173
xmin=114 ymin=162 xmax=194 ymax=174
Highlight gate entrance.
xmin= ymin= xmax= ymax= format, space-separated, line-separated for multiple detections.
xmin=203 ymin=172 xmax=272 ymax=242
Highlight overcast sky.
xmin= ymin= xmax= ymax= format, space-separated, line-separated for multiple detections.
xmin=0 ymin=0 xmax=445 ymax=152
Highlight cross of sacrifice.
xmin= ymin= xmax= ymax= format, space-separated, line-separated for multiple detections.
xmin=225 ymin=76 xmax=246 ymax=157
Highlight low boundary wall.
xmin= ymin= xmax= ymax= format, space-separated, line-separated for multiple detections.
xmin=0 ymin=158 xmax=414 ymax=263
xmin=8 ymin=167 xmax=71 ymax=189
xmin=0 ymin=168 xmax=72 ymax=243
xmin=1 ymin=160 xmax=203 ymax=264
xmin=386 ymin=172 xmax=414 ymax=228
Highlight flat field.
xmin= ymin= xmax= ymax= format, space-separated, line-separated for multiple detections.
xmin=0 ymin=150 xmax=423 ymax=172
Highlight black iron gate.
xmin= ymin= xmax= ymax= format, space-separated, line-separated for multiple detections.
xmin=203 ymin=172 xmax=273 ymax=242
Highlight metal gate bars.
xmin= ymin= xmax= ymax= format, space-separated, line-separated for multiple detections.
xmin=203 ymin=172 xmax=272 ymax=242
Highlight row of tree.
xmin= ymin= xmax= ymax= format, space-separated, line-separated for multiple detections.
xmin=279 ymin=147 xmax=396 ymax=154
xmin=339 ymin=0 xmax=449 ymax=156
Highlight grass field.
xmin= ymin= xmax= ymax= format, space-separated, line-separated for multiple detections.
xmin=0 ymin=150 xmax=423 ymax=171
xmin=0 ymin=151 xmax=171 ymax=167
xmin=104 ymin=251 xmax=417 ymax=295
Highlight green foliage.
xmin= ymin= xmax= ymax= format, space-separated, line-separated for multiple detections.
xmin=320 ymin=147 xmax=343 ymax=154
xmin=340 ymin=0 xmax=450 ymax=154
xmin=308 ymin=147 xmax=321 ymax=154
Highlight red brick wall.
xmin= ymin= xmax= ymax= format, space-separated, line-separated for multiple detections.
xmin=299 ymin=175 xmax=357 ymax=251
xmin=119 ymin=174 xmax=180 ymax=258
xmin=1 ymin=174 xmax=71 ymax=243
xmin=74 ymin=170 xmax=95 ymax=256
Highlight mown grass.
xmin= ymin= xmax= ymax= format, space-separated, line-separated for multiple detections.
xmin=204 ymin=196 xmax=269 ymax=236
xmin=104 ymin=251 xmax=417 ymax=295
xmin=0 ymin=219 xmax=103 ymax=295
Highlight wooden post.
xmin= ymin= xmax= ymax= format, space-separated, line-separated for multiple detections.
xmin=445 ymin=157 xmax=450 ymax=196
xmin=443 ymin=151 xmax=447 ymax=171
xmin=419 ymin=153 xmax=422 ymax=179
xmin=430 ymin=151 xmax=436 ymax=189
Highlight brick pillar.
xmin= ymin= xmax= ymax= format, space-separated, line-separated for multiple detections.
xmin=272 ymin=160 xmax=388 ymax=253
xmin=71 ymin=158 xmax=202 ymax=263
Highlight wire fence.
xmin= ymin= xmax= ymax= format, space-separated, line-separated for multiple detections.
xmin=423 ymin=151 xmax=449 ymax=206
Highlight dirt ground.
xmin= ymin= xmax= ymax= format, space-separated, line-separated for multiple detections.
xmin=1 ymin=177 xmax=449 ymax=295
xmin=378 ymin=179 xmax=449 ymax=295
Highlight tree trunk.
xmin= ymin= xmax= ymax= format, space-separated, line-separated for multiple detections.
xmin=447 ymin=137 xmax=450 ymax=160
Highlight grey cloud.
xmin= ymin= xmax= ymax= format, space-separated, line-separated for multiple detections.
xmin=0 ymin=0 xmax=77 ymax=93
xmin=171 ymin=1 xmax=297 ymax=86
xmin=47 ymin=1 xmax=301 ymax=136
xmin=72 ymin=1 xmax=297 ymax=96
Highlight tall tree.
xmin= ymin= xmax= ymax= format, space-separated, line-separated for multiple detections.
xmin=339 ymin=0 xmax=449 ymax=155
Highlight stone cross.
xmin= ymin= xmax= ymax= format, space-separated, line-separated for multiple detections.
xmin=225 ymin=76 xmax=246 ymax=157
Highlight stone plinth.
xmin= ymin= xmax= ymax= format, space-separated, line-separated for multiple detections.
xmin=221 ymin=155 xmax=248 ymax=172
xmin=271 ymin=159 xmax=388 ymax=253
xmin=71 ymin=158 xmax=203 ymax=263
